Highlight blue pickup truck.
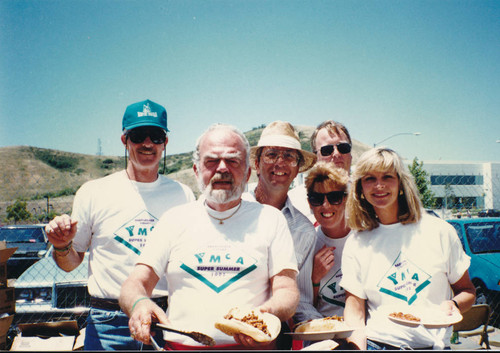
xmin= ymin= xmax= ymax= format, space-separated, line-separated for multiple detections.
xmin=0 ymin=224 xmax=50 ymax=278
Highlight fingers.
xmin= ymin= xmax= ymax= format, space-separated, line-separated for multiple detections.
xmin=46 ymin=214 xmax=78 ymax=245
xmin=233 ymin=333 xmax=273 ymax=348
xmin=232 ymin=333 xmax=244 ymax=345
xmin=313 ymin=247 xmax=336 ymax=283
xmin=129 ymin=316 xmax=152 ymax=344
xmin=233 ymin=333 xmax=259 ymax=347
xmin=316 ymin=246 xmax=336 ymax=258
xmin=315 ymin=246 xmax=336 ymax=268
xmin=257 ymin=305 xmax=271 ymax=315
xmin=439 ymin=300 xmax=456 ymax=316
xmin=129 ymin=301 xmax=169 ymax=345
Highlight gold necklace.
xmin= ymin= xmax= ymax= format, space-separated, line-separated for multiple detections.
xmin=206 ymin=202 xmax=242 ymax=225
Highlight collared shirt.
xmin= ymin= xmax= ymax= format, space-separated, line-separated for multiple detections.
xmin=288 ymin=183 xmax=317 ymax=225
xmin=282 ymin=197 xmax=324 ymax=323
xmin=242 ymin=189 xmax=321 ymax=323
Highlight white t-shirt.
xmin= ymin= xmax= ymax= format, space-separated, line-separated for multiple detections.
xmin=138 ymin=199 xmax=298 ymax=345
xmin=314 ymin=227 xmax=350 ymax=318
xmin=242 ymin=189 xmax=318 ymax=323
xmin=71 ymin=170 xmax=195 ymax=299
xmin=340 ymin=214 xmax=471 ymax=349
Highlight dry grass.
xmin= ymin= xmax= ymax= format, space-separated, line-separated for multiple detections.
xmin=0 ymin=126 xmax=372 ymax=223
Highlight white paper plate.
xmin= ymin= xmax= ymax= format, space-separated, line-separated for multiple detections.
xmin=286 ymin=323 xmax=357 ymax=341
xmin=301 ymin=339 xmax=340 ymax=350
xmin=388 ymin=309 xmax=462 ymax=328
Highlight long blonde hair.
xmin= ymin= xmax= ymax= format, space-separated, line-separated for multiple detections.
xmin=347 ymin=147 xmax=423 ymax=231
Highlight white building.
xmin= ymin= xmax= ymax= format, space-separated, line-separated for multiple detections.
xmin=415 ymin=161 xmax=500 ymax=211
xmin=292 ymin=160 xmax=500 ymax=212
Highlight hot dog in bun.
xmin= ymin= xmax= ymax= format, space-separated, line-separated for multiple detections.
xmin=214 ymin=307 xmax=281 ymax=342
xmin=294 ymin=315 xmax=344 ymax=333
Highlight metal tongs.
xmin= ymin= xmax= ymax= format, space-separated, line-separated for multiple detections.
xmin=151 ymin=322 xmax=216 ymax=347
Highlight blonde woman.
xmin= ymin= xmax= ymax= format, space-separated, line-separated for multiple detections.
xmin=340 ymin=147 xmax=475 ymax=350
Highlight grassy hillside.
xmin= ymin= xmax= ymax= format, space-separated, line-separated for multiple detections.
xmin=0 ymin=125 xmax=371 ymax=223
xmin=0 ymin=146 xmax=121 ymax=200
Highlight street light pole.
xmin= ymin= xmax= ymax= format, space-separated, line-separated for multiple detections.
xmin=374 ymin=132 xmax=421 ymax=147
xmin=44 ymin=195 xmax=49 ymax=221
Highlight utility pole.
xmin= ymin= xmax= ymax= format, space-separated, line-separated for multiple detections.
xmin=97 ymin=138 xmax=102 ymax=156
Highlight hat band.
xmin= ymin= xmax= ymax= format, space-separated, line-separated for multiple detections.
xmin=257 ymin=135 xmax=302 ymax=150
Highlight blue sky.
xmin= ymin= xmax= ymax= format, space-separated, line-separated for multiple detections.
xmin=1 ymin=0 xmax=499 ymax=162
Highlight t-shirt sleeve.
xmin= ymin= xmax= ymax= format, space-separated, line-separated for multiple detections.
xmin=339 ymin=233 xmax=367 ymax=300
xmin=446 ymin=223 xmax=471 ymax=285
xmin=70 ymin=183 xmax=93 ymax=252
xmin=181 ymin=183 xmax=196 ymax=202
xmin=137 ymin=208 xmax=177 ymax=279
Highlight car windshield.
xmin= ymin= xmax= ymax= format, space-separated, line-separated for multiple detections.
xmin=0 ymin=227 xmax=45 ymax=243
xmin=465 ymin=221 xmax=500 ymax=254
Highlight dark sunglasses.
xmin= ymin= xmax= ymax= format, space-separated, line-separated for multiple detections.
xmin=316 ymin=143 xmax=352 ymax=156
xmin=127 ymin=127 xmax=166 ymax=144
xmin=307 ymin=191 xmax=347 ymax=207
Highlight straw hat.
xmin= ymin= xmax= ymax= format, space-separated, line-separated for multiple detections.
xmin=250 ymin=121 xmax=317 ymax=173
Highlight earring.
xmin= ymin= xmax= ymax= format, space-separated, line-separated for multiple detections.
xmin=399 ymin=190 xmax=404 ymax=196
xmin=360 ymin=193 xmax=365 ymax=200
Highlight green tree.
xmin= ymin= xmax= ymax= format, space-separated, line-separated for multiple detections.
xmin=444 ymin=183 xmax=458 ymax=210
xmin=409 ymin=158 xmax=436 ymax=209
xmin=6 ymin=199 xmax=32 ymax=222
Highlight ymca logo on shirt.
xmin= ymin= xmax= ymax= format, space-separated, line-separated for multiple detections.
xmin=378 ymin=252 xmax=431 ymax=305
xmin=319 ymin=269 xmax=345 ymax=308
xmin=180 ymin=244 xmax=257 ymax=293
xmin=113 ymin=210 xmax=158 ymax=255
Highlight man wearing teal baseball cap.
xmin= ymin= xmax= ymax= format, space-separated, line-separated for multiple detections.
xmin=121 ymin=99 xmax=169 ymax=177
xmin=45 ymin=99 xmax=195 ymax=350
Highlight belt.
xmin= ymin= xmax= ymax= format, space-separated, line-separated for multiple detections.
xmin=90 ymin=296 xmax=168 ymax=311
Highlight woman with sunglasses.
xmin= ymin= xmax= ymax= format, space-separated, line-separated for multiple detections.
xmin=340 ymin=147 xmax=475 ymax=350
xmin=303 ymin=162 xmax=356 ymax=349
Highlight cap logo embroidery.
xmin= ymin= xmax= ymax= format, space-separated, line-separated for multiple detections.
xmin=137 ymin=103 xmax=158 ymax=118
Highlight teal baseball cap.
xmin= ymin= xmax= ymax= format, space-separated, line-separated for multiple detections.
xmin=122 ymin=99 xmax=169 ymax=132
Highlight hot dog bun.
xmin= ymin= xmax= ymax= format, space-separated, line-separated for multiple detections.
xmin=214 ymin=307 xmax=281 ymax=342
xmin=294 ymin=315 xmax=344 ymax=333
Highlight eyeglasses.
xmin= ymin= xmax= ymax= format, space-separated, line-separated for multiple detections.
xmin=262 ymin=149 xmax=300 ymax=167
xmin=127 ymin=127 xmax=166 ymax=144
xmin=315 ymin=143 xmax=351 ymax=156
xmin=307 ymin=191 xmax=347 ymax=206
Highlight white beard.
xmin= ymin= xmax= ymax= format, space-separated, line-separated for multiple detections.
xmin=197 ymin=173 xmax=245 ymax=204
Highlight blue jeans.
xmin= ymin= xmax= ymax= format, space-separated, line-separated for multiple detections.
xmin=367 ymin=339 xmax=445 ymax=350
xmin=367 ymin=339 xmax=400 ymax=350
xmin=85 ymin=307 xmax=157 ymax=351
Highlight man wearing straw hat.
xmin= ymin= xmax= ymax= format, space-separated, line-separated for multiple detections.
xmin=243 ymin=121 xmax=319 ymax=347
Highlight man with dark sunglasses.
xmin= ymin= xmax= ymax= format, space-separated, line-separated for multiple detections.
xmin=243 ymin=121 xmax=318 ymax=349
xmin=289 ymin=120 xmax=353 ymax=224
xmin=45 ymin=99 xmax=195 ymax=350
